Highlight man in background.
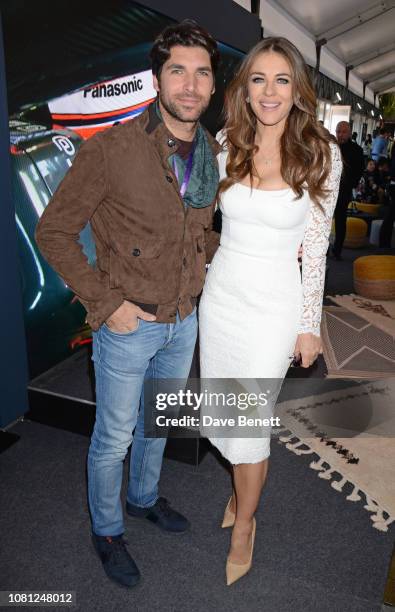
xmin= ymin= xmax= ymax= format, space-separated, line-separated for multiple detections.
xmin=379 ymin=144 xmax=395 ymax=247
xmin=371 ymin=128 xmax=389 ymax=162
xmin=331 ymin=121 xmax=364 ymax=260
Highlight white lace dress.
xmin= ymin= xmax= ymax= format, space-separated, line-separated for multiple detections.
xmin=198 ymin=142 xmax=342 ymax=464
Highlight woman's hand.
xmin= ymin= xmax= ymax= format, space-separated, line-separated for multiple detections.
xmin=293 ymin=333 xmax=323 ymax=368
xmin=297 ymin=244 xmax=303 ymax=260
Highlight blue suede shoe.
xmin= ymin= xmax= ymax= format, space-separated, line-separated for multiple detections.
xmin=126 ymin=497 xmax=190 ymax=533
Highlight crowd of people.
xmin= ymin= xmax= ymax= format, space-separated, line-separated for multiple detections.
xmin=330 ymin=125 xmax=395 ymax=259
xmin=356 ymin=130 xmax=393 ymax=205
xmin=361 ymin=128 xmax=393 ymax=161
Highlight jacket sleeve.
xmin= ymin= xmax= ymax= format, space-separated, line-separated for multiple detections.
xmin=204 ymin=213 xmax=220 ymax=263
xmin=204 ymin=138 xmax=225 ymax=263
xmin=352 ymin=144 xmax=365 ymax=189
xmin=35 ymin=135 xmax=124 ymax=330
xmin=297 ymin=142 xmax=343 ymax=337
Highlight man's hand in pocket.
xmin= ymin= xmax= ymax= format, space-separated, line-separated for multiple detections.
xmin=105 ymin=301 xmax=156 ymax=333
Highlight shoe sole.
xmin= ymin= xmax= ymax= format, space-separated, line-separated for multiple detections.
xmin=103 ymin=569 xmax=141 ymax=589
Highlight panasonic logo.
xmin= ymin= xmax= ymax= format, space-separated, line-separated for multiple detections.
xmin=84 ymin=78 xmax=143 ymax=98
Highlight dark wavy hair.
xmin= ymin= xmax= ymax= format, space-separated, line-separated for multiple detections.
xmin=150 ymin=19 xmax=220 ymax=79
xmin=219 ymin=37 xmax=334 ymax=207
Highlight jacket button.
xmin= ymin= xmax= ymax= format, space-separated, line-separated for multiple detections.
xmin=167 ymin=138 xmax=176 ymax=147
xmin=132 ymin=248 xmax=141 ymax=257
xmin=166 ymin=175 xmax=173 ymax=183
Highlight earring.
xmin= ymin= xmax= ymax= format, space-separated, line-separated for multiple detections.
xmin=246 ymin=96 xmax=250 ymax=103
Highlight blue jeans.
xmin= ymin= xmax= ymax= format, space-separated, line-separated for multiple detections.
xmin=87 ymin=308 xmax=197 ymax=536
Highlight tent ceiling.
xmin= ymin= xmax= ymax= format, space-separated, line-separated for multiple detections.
xmin=275 ymin=0 xmax=395 ymax=94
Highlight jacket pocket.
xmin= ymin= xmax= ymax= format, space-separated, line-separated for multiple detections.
xmin=103 ymin=318 xmax=140 ymax=336
xmin=115 ymin=235 xmax=165 ymax=259
xmin=110 ymin=235 xmax=168 ymax=300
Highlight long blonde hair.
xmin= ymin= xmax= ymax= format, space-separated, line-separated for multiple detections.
xmin=219 ymin=37 xmax=333 ymax=206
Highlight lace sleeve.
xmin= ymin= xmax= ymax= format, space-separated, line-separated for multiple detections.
xmin=298 ymin=142 xmax=343 ymax=336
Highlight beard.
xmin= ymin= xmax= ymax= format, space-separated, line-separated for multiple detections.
xmin=159 ymin=92 xmax=210 ymax=124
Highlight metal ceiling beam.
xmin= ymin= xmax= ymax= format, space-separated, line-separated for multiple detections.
xmin=363 ymin=81 xmax=368 ymax=100
xmin=251 ymin=0 xmax=260 ymax=16
xmin=314 ymin=38 xmax=327 ymax=82
xmin=345 ymin=64 xmax=352 ymax=89
xmin=346 ymin=44 xmax=395 ymax=70
xmin=317 ymin=1 xmax=395 ymax=43
xmin=251 ymin=0 xmax=263 ymax=38
xmin=374 ymin=78 xmax=395 ymax=93
xmin=377 ymin=87 xmax=395 ymax=94
xmin=369 ymin=69 xmax=395 ymax=84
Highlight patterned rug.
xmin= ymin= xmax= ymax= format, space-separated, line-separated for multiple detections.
xmin=275 ymin=380 xmax=395 ymax=532
xmin=321 ymin=306 xmax=395 ymax=378
xmin=327 ymin=294 xmax=395 ymax=338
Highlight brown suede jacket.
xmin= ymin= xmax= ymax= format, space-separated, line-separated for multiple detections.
xmin=35 ymin=103 xmax=221 ymax=330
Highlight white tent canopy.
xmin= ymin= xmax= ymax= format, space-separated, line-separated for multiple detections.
xmin=275 ymin=0 xmax=395 ymax=96
xmin=235 ymin=0 xmax=395 ymax=105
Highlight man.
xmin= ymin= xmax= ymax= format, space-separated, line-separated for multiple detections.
xmin=379 ymin=144 xmax=395 ymax=247
xmin=35 ymin=20 xmax=221 ymax=588
xmin=371 ymin=128 xmax=388 ymax=162
xmin=376 ymin=158 xmax=391 ymax=204
xmin=331 ymin=121 xmax=364 ymax=260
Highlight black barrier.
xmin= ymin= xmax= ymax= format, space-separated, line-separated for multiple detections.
xmin=136 ymin=0 xmax=262 ymax=52
xmin=0 ymin=12 xmax=29 ymax=428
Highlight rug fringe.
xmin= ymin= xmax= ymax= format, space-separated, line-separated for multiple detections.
xmin=285 ymin=440 xmax=314 ymax=455
xmin=346 ymin=485 xmax=362 ymax=502
xmin=276 ymin=430 xmax=394 ymax=532
xmin=310 ymin=457 xmax=328 ymax=471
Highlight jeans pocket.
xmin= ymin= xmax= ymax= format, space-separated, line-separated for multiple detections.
xmin=102 ymin=318 xmax=140 ymax=336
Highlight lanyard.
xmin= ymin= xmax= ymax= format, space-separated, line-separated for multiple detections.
xmin=172 ymin=140 xmax=196 ymax=197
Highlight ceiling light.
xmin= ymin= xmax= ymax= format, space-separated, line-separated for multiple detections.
xmin=379 ymin=114 xmax=383 ymax=119
xmin=336 ymin=92 xmax=341 ymax=101
xmin=357 ymin=102 xmax=362 ymax=110
xmin=371 ymin=110 xmax=375 ymax=116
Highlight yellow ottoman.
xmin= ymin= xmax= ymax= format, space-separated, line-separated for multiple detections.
xmin=343 ymin=217 xmax=368 ymax=248
xmin=354 ymin=256 xmax=395 ymax=300
xmin=357 ymin=203 xmax=380 ymax=217
xmin=348 ymin=202 xmax=380 ymax=217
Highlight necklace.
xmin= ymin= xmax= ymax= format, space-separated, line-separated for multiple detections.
xmin=256 ymin=149 xmax=280 ymax=167
xmin=261 ymin=158 xmax=274 ymax=167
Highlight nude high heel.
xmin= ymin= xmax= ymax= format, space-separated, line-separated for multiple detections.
xmin=226 ymin=518 xmax=256 ymax=586
xmin=221 ymin=496 xmax=236 ymax=528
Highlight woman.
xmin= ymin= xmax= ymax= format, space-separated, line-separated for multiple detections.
xmin=362 ymin=134 xmax=372 ymax=163
xmin=199 ymin=37 xmax=342 ymax=585
xmin=357 ymin=158 xmax=379 ymax=203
